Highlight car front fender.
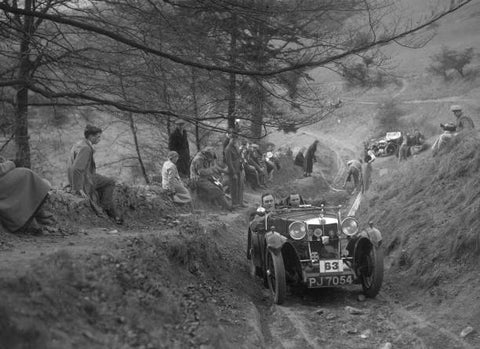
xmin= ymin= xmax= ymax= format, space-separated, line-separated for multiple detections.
xmin=358 ymin=227 xmax=382 ymax=247
xmin=265 ymin=231 xmax=287 ymax=253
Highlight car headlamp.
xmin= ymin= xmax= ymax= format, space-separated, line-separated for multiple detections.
xmin=341 ymin=217 xmax=359 ymax=237
xmin=289 ymin=221 xmax=307 ymax=240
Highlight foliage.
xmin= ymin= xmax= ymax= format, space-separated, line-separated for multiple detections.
xmin=427 ymin=46 xmax=476 ymax=80
xmin=340 ymin=59 xmax=396 ymax=88
xmin=374 ymin=98 xmax=405 ymax=135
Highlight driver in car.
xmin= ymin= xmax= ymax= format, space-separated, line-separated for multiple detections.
xmin=249 ymin=193 xmax=276 ymax=232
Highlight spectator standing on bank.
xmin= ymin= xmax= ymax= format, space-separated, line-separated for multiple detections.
xmin=225 ymin=136 xmax=245 ymax=208
xmin=168 ymin=119 xmax=190 ymax=178
xmin=304 ymin=140 xmax=319 ymax=177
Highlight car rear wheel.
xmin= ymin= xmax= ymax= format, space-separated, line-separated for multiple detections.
xmin=266 ymin=249 xmax=286 ymax=305
xmin=385 ymin=143 xmax=397 ymax=156
xmin=360 ymin=246 xmax=384 ymax=298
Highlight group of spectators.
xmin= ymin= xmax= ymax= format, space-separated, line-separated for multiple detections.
xmin=0 ymin=124 xmax=123 ymax=234
xmin=163 ymin=120 xmax=282 ymax=212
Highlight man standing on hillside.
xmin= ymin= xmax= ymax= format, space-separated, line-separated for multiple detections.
xmin=67 ymin=125 xmax=123 ymax=224
xmin=168 ymin=119 xmax=190 ymax=178
xmin=224 ymin=136 xmax=245 ymax=209
xmin=451 ymin=105 xmax=474 ymax=131
xmin=304 ymin=140 xmax=319 ymax=177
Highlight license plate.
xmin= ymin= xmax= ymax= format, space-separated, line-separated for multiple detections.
xmin=319 ymin=259 xmax=344 ymax=273
xmin=307 ymin=274 xmax=354 ymax=288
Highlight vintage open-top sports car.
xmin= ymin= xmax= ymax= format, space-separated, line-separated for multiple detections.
xmin=247 ymin=203 xmax=383 ymax=304
xmin=369 ymin=131 xmax=402 ymax=157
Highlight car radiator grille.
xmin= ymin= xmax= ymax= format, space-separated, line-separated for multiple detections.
xmin=294 ymin=224 xmax=340 ymax=260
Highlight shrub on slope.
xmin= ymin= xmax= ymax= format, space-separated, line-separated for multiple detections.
xmin=361 ymin=131 xmax=480 ymax=287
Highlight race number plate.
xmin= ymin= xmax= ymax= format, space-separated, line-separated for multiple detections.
xmin=307 ymin=274 xmax=354 ymax=288
xmin=319 ymin=260 xmax=344 ymax=273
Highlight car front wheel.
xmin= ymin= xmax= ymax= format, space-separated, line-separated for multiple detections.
xmin=360 ymin=246 xmax=384 ymax=298
xmin=266 ymin=249 xmax=286 ymax=304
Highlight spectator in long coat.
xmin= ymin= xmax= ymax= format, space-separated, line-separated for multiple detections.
xmin=304 ymin=140 xmax=319 ymax=177
xmin=0 ymin=156 xmax=52 ymax=233
xmin=225 ymin=136 xmax=245 ymax=208
xmin=168 ymin=119 xmax=190 ymax=177
xmin=294 ymin=147 xmax=306 ymax=168
xmin=67 ymin=125 xmax=123 ymax=224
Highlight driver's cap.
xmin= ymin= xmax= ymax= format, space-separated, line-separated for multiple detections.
xmin=450 ymin=105 xmax=462 ymax=111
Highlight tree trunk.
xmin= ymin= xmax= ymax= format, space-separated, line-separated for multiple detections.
xmin=250 ymin=81 xmax=265 ymax=139
xmin=128 ymin=113 xmax=149 ymax=184
xmin=227 ymin=14 xmax=237 ymax=130
xmin=15 ymin=0 xmax=34 ymax=168
xmin=250 ymin=14 xmax=267 ymax=140
xmin=191 ymin=67 xmax=200 ymax=152
xmin=119 ymin=73 xmax=149 ymax=184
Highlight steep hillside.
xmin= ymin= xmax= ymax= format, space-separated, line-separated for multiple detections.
xmin=358 ymin=132 xmax=480 ymax=342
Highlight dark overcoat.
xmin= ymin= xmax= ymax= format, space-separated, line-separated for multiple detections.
xmin=168 ymin=128 xmax=190 ymax=177
xmin=0 ymin=161 xmax=50 ymax=232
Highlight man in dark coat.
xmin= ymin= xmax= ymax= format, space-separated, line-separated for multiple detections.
xmin=225 ymin=136 xmax=245 ymax=208
xmin=168 ymin=119 xmax=190 ymax=177
xmin=294 ymin=147 xmax=305 ymax=168
xmin=67 ymin=125 xmax=122 ymax=223
xmin=304 ymin=140 xmax=319 ymax=177
xmin=0 ymin=157 xmax=52 ymax=233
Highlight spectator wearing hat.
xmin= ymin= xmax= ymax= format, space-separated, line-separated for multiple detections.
xmin=162 ymin=151 xmax=192 ymax=206
xmin=67 ymin=125 xmax=123 ymax=223
xmin=451 ymin=105 xmax=474 ymax=132
xmin=168 ymin=119 xmax=190 ymax=177
xmin=190 ymin=147 xmax=231 ymax=211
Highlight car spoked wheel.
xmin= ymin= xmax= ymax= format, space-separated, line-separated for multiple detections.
xmin=266 ymin=249 xmax=286 ymax=305
xmin=360 ymin=245 xmax=384 ymax=298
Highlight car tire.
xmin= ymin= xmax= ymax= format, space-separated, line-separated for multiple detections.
xmin=266 ymin=249 xmax=286 ymax=305
xmin=385 ymin=143 xmax=397 ymax=156
xmin=360 ymin=245 xmax=384 ymax=298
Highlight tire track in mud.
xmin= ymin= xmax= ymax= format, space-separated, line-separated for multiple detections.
xmin=271 ymin=306 xmax=320 ymax=349
xmin=379 ymin=293 xmax=475 ymax=349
